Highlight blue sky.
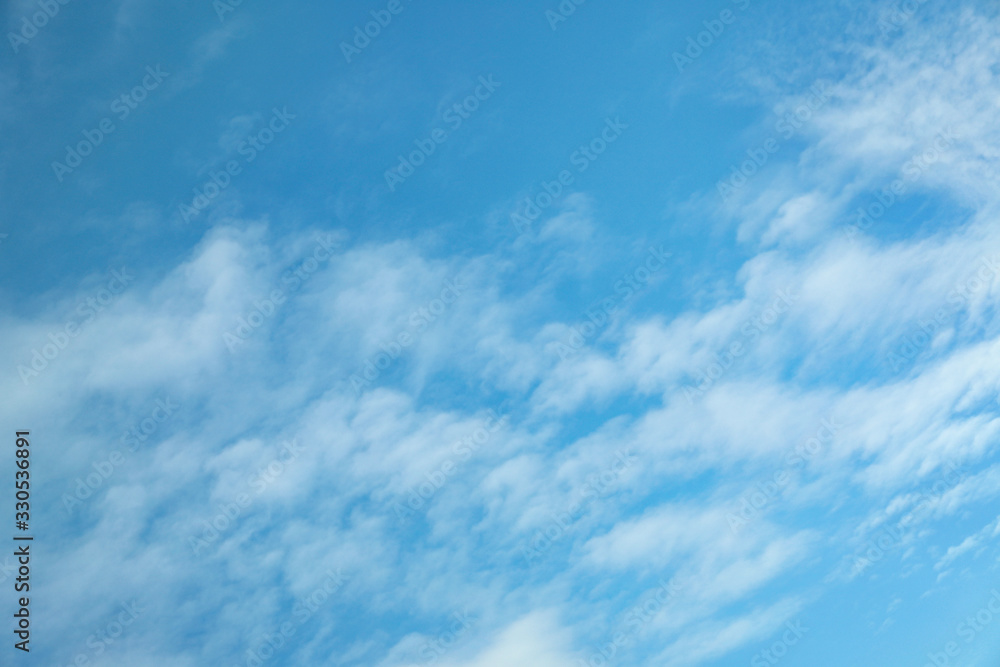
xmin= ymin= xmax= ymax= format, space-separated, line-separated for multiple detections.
xmin=3 ymin=0 xmax=1000 ymax=665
